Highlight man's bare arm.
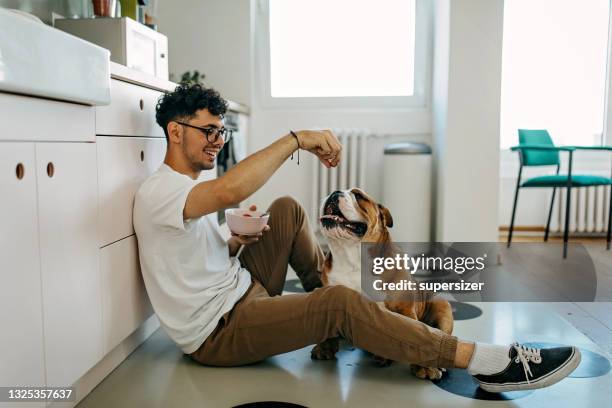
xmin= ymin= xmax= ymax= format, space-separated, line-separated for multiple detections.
xmin=183 ymin=130 xmax=341 ymax=219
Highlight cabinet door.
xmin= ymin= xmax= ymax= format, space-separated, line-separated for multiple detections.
xmin=0 ymin=143 xmax=46 ymax=400
xmin=100 ymin=235 xmax=153 ymax=353
xmin=36 ymin=143 xmax=102 ymax=387
xmin=97 ymin=136 xmax=167 ymax=247
xmin=95 ymin=79 xmax=164 ymax=137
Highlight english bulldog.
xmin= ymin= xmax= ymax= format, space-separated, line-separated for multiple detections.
xmin=311 ymin=188 xmax=454 ymax=380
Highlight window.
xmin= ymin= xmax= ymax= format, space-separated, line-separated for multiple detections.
xmin=500 ymin=0 xmax=610 ymax=148
xmin=259 ymin=0 xmax=429 ymax=106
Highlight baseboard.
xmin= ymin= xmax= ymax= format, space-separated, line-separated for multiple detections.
xmin=499 ymin=225 xmax=608 ymax=238
xmin=499 ymin=225 xmax=545 ymax=232
xmin=48 ymin=314 xmax=160 ymax=408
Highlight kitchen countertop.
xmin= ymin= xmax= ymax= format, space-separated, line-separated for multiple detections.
xmin=0 ymin=7 xmax=110 ymax=105
xmin=110 ymin=62 xmax=250 ymax=115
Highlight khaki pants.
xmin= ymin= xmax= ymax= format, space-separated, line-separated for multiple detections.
xmin=189 ymin=196 xmax=458 ymax=368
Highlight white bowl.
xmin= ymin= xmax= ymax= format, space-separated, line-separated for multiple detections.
xmin=225 ymin=208 xmax=270 ymax=235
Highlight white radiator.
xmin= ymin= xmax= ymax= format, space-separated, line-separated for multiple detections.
xmin=311 ymin=129 xmax=372 ymax=225
xmin=551 ymin=185 xmax=611 ymax=235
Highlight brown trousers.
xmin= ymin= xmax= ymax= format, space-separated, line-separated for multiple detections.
xmin=189 ymin=196 xmax=458 ymax=368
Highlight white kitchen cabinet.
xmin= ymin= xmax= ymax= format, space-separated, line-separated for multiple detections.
xmin=100 ymin=235 xmax=153 ymax=353
xmin=97 ymin=136 xmax=167 ymax=247
xmin=36 ymin=143 xmax=103 ymax=387
xmin=0 ymin=141 xmax=100 ymax=394
xmin=0 ymin=143 xmax=46 ymax=404
xmin=95 ymin=79 xmax=165 ymax=138
xmin=1 ymin=61 xmax=246 ymax=406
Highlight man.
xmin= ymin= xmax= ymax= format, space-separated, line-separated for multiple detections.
xmin=133 ymin=84 xmax=580 ymax=393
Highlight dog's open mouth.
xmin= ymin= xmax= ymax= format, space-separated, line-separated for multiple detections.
xmin=320 ymin=202 xmax=367 ymax=236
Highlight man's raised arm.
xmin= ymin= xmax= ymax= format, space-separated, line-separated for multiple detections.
xmin=183 ymin=130 xmax=342 ymax=220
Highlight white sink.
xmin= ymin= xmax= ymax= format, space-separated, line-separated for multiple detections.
xmin=0 ymin=8 xmax=110 ymax=105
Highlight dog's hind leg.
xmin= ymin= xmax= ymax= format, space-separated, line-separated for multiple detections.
xmin=411 ymin=298 xmax=455 ymax=380
xmin=424 ymin=298 xmax=454 ymax=336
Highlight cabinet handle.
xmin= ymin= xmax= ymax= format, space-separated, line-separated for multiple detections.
xmin=139 ymin=99 xmax=144 ymax=111
xmin=46 ymin=162 xmax=55 ymax=178
xmin=15 ymin=163 xmax=25 ymax=180
xmin=140 ymin=150 xmax=145 ymax=162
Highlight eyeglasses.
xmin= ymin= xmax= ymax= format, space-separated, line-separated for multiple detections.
xmin=174 ymin=121 xmax=233 ymax=144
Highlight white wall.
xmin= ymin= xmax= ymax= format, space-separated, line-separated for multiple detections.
xmin=605 ymin=2 xmax=612 ymax=147
xmin=431 ymin=0 xmax=450 ymax=241
xmin=432 ymin=0 xmax=504 ymax=242
xmin=0 ymin=0 xmax=71 ymax=22
xmin=156 ymin=0 xmax=252 ymax=105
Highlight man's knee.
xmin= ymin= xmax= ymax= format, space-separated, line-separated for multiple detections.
xmin=318 ymin=285 xmax=364 ymax=311
xmin=270 ymin=195 xmax=302 ymax=210
xmin=269 ymin=195 xmax=304 ymax=216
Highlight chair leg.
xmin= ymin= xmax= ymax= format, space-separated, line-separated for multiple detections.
xmin=544 ymin=187 xmax=557 ymax=242
xmin=607 ymin=185 xmax=611 ymax=250
xmin=508 ymin=185 xmax=521 ymax=248
xmin=563 ymin=186 xmax=572 ymax=258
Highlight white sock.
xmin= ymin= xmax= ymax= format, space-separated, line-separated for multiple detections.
xmin=467 ymin=343 xmax=512 ymax=375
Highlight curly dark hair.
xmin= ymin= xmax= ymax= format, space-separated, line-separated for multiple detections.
xmin=155 ymin=84 xmax=228 ymax=141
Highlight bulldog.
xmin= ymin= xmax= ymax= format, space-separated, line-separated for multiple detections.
xmin=311 ymin=188 xmax=454 ymax=380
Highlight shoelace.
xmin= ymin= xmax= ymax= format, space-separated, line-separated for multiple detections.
xmin=513 ymin=343 xmax=542 ymax=384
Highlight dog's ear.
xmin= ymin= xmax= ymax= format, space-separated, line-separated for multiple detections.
xmin=378 ymin=204 xmax=393 ymax=228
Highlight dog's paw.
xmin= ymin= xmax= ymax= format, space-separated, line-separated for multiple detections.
xmin=411 ymin=365 xmax=446 ymax=380
xmin=372 ymin=354 xmax=393 ymax=367
xmin=311 ymin=342 xmax=337 ymax=360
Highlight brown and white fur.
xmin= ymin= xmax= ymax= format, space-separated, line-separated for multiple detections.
xmin=310 ymin=188 xmax=454 ymax=380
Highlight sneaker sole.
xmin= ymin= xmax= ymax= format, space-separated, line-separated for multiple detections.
xmin=477 ymin=347 xmax=581 ymax=393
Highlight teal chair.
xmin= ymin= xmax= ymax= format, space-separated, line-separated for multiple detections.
xmin=508 ymin=129 xmax=612 ymax=258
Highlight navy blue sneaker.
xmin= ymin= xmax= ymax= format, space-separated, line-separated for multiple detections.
xmin=473 ymin=343 xmax=581 ymax=393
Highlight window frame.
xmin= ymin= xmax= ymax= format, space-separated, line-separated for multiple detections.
xmin=254 ymin=0 xmax=432 ymax=109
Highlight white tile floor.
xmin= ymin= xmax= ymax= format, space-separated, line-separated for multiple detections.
xmin=550 ymin=302 xmax=612 ymax=359
xmin=545 ymin=243 xmax=612 ymax=359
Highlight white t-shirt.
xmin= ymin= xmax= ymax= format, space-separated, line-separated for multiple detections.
xmin=133 ymin=163 xmax=251 ymax=354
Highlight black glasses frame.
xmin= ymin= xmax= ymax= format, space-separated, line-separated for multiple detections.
xmin=174 ymin=121 xmax=233 ymax=144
